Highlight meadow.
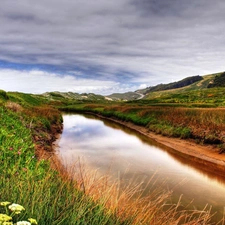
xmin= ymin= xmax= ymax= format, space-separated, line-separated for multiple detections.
xmin=0 ymin=89 xmax=221 ymax=224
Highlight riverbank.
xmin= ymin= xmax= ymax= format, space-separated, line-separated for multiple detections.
xmin=90 ymin=112 xmax=225 ymax=176
xmin=60 ymin=104 xmax=225 ymax=176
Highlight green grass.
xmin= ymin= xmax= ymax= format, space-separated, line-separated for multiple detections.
xmin=7 ymin=92 xmax=48 ymax=107
xmin=0 ymin=106 xmax=130 ymax=225
xmin=143 ymin=86 xmax=225 ymax=107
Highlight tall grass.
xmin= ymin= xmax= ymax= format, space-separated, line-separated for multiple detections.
xmin=58 ymin=159 xmax=213 ymax=224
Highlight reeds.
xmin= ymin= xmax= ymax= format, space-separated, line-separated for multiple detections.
xmin=60 ymin=159 xmax=214 ymax=225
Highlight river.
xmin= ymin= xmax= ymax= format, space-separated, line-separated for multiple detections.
xmin=56 ymin=114 xmax=225 ymax=223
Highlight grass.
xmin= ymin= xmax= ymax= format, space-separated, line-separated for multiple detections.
xmin=0 ymin=98 xmax=217 ymax=224
xmin=143 ymin=87 xmax=225 ymax=107
xmin=55 ymin=160 xmax=214 ymax=225
xmin=0 ymin=104 xmax=126 ymax=224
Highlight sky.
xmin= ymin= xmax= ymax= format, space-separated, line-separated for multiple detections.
xmin=0 ymin=0 xmax=225 ymax=95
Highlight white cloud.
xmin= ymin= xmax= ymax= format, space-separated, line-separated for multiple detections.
xmin=0 ymin=69 xmax=138 ymax=95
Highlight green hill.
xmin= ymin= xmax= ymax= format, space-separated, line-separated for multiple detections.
xmin=141 ymin=75 xmax=203 ymax=94
xmin=140 ymin=72 xmax=225 ymax=107
xmin=207 ymin=72 xmax=225 ymax=88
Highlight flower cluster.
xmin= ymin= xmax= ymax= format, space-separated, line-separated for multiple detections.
xmin=0 ymin=201 xmax=37 ymax=225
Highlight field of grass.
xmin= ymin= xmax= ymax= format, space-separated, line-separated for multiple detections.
xmin=0 ymin=91 xmax=216 ymax=224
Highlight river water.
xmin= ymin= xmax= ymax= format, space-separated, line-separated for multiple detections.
xmin=56 ymin=114 xmax=225 ymax=222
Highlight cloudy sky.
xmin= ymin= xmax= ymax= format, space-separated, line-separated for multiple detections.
xmin=0 ymin=0 xmax=225 ymax=95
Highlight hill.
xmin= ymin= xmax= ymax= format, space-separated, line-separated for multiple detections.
xmin=105 ymin=72 xmax=225 ymax=102
xmin=138 ymin=72 xmax=225 ymax=107
xmin=106 ymin=92 xmax=142 ymax=101
xmin=138 ymin=75 xmax=203 ymax=94
xmin=207 ymin=72 xmax=225 ymax=88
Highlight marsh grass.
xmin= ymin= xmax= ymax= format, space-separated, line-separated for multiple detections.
xmin=59 ymin=159 xmax=214 ymax=225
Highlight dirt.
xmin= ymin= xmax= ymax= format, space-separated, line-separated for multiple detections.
xmin=93 ymin=114 xmax=225 ymax=176
xmin=33 ymin=122 xmax=66 ymax=173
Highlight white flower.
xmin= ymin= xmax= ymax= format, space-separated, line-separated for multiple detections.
xmin=16 ymin=221 xmax=31 ymax=225
xmin=8 ymin=203 xmax=25 ymax=214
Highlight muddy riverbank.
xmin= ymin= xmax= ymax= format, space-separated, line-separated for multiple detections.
xmin=88 ymin=113 xmax=225 ymax=176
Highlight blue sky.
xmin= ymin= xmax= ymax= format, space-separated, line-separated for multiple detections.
xmin=0 ymin=0 xmax=225 ymax=95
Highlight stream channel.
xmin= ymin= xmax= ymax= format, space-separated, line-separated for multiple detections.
xmin=55 ymin=114 xmax=225 ymax=223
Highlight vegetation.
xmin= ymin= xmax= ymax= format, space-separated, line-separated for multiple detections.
xmin=0 ymin=101 xmax=132 ymax=224
xmin=2 ymin=70 xmax=225 ymax=224
xmin=142 ymin=75 xmax=203 ymax=94
xmin=0 ymin=98 xmax=214 ymax=224
xmin=106 ymin=92 xmax=141 ymax=101
xmin=208 ymin=72 xmax=225 ymax=88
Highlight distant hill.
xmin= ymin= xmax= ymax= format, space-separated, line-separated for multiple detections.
xmin=207 ymin=72 xmax=225 ymax=88
xmin=137 ymin=75 xmax=203 ymax=94
xmin=43 ymin=91 xmax=106 ymax=102
xmin=106 ymin=92 xmax=142 ymax=101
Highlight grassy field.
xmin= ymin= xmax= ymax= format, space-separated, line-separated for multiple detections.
xmin=0 ymin=90 xmax=221 ymax=224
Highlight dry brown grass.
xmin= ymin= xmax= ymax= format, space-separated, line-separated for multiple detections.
xmin=100 ymin=105 xmax=225 ymax=145
xmin=57 ymin=159 xmax=214 ymax=225
xmin=5 ymin=101 xmax=23 ymax=112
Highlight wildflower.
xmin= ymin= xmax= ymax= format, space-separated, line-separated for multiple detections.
xmin=18 ymin=151 xmax=21 ymax=155
xmin=8 ymin=203 xmax=25 ymax=214
xmin=16 ymin=221 xmax=31 ymax=225
xmin=0 ymin=201 xmax=11 ymax=206
xmin=0 ymin=213 xmax=12 ymax=221
xmin=28 ymin=218 xmax=38 ymax=224
xmin=9 ymin=147 xmax=13 ymax=151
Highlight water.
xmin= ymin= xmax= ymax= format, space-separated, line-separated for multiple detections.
xmin=56 ymin=114 xmax=225 ymax=222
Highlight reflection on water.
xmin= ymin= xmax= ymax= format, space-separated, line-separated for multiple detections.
xmin=56 ymin=114 xmax=225 ymax=222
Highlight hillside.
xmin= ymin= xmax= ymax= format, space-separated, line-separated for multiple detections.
xmin=138 ymin=75 xmax=203 ymax=94
xmin=139 ymin=72 xmax=225 ymax=106
xmin=105 ymin=72 xmax=225 ymax=102
xmin=208 ymin=72 xmax=225 ymax=88
xmin=42 ymin=91 xmax=107 ymax=104
xmin=106 ymin=91 xmax=142 ymax=101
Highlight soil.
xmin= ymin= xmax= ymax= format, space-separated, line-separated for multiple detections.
xmin=33 ymin=122 xmax=65 ymax=172
xmin=93 ymin=113 xmax=225 ymax=176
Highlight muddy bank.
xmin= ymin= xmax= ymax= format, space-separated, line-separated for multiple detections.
xmin=88 ymin=113 xmax=225 ymax=176
xmin=33 ymin=120 xmax=64 ymax=171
